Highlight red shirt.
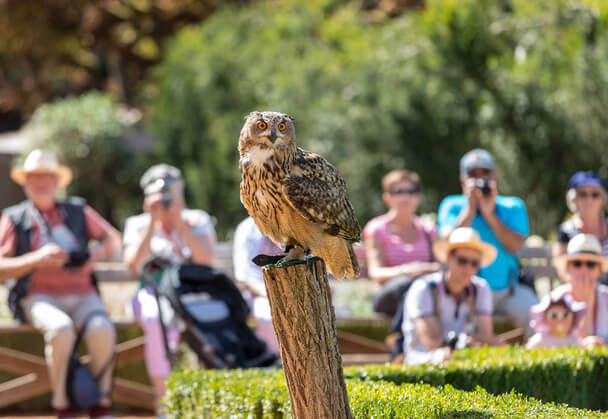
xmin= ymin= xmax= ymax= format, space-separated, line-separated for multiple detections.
xmin=0 ymin=203 xmax=115 ymax=297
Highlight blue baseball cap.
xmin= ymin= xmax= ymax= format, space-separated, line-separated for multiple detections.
xmin=459 ymin=148 xmax=495 ymax=176
xmin=567 ymin=171 xmax=606 ymax=191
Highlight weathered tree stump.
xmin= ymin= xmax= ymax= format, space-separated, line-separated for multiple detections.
xmin=262 ymin=257 xmax=353 ymax=419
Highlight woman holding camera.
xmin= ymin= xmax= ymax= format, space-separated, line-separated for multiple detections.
xmin=123 ymin=164 xmax=216 ymax=416
xmin=554 ymin=171 xmax=608 ymax=284
xmin=0 ymin=150 xmax=122 ymax=419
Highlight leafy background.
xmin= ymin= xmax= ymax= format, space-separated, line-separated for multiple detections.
xmin=5 ymin=0 xmax=608 ymax=238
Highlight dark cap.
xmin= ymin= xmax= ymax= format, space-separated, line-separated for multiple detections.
xmin=459 ymin=148 xmax=495 ymax=176
xmin=140 ymin=164 xmax=182 ymax=195
xmin=567 ymin=171 xmax=606 ymax=191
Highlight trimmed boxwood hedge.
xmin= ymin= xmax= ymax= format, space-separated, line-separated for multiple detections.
xmin=164 ymin=368 xmax=607 ymax=418
xmin=345 ymin=346 xmax=608 ymax=411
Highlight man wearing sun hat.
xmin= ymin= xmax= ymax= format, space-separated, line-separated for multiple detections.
xmin=552 ymin=233 xmax=608 ymax=348
xmin=0 ymin=149 xmax=122 ymax=419
xmin=402 ymin=227 xmax=501 ymax=365
xmin=437 ymin=148 xmax=537 ymax=332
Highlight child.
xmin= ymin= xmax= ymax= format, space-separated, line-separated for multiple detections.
xmin=526 ymin=292 xmax=586 ymax=349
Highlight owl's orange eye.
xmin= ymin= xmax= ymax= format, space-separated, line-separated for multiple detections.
xmin=278 ymin=122 xmax=287 ymax=131
xmin=257 ymin=121 xmax=267 ymax=130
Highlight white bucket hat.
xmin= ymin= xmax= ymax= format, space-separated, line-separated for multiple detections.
xmin=10 ymin=149 xmax=72 ymax=189
xmin=554 ymin=233 xmax=608 ymax=274
xmin=433 ymin=227 xmax=497 ymax=267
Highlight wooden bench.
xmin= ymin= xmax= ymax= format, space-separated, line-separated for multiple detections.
xmin=0 ymin=265 xmax=155 ymax=411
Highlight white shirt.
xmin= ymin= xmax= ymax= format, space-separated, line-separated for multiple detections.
xmin=402 ymin=271 xmax=493 ymax=365
xmin=123 ymin=209 xmax=216 ymax=264
xmin=232 ymin=217 xmax=282 ymax=297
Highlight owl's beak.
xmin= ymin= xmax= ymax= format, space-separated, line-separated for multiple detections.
xmin=268 ymin=130 xmax=277 ymax=143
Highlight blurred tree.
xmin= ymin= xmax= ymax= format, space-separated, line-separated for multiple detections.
xmin=18 ymin=92 xmax=145 ymax=227
xmin=0 ymin=0 xmax=252 ymax=118
xmin=146 ymin=0 xmax=608 ymax=239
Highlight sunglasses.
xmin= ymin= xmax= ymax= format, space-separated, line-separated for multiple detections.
xmin=389 ymin=188 xmax=420 ymax=196
xmin=577 ymin=191 xmax=602 ymax=199
xmin=453 ymin=255 xmax=480 ymax=269
xmin=546 ymin=311 xmax=572 ymax=320
xmin=568 ymin=260 xmax=599 ymax=269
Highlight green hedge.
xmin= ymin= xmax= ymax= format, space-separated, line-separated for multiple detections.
xmin=345 ymin=346 xmax=608 ymax=411
xmin=164 ymin=368 xmax=606 ymax=418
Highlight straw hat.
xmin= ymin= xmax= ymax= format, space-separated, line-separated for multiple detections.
xmin=10 ymin=149 xmax=72 ymax=189
xmin=554 ymin=233 xmax=608 ymax=274
xmin=432 ymin=227 xmax=497 ymax=267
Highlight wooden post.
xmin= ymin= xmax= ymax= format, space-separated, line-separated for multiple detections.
xmin=262 ymin=257 xmax=353 ymax=419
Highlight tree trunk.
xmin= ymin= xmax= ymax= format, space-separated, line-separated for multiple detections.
xmin=262 ymin=257 xmax=353 ymax=419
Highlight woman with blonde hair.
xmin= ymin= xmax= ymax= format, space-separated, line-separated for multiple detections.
xmin=555 ymin=171 xmax=608 ymax=284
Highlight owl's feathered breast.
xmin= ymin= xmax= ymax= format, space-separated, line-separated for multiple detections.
xmin=240 ymin=145 xmax=360 ymax=245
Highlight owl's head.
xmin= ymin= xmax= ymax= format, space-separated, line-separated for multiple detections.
xmin=240 ymin=111 xmax=296 ymax=150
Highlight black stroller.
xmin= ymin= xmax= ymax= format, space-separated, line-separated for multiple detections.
xmin=142 ymin=258 xmax=278 ymax=369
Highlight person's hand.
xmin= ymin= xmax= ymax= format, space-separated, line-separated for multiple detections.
xmin=437 ymin=346 xmax=452 ymax=363
xmin=571 ymin=275 xmax=596 ymax=303
xmin=143 ymin=193 xmax=164 ymax=225
xmin=582 ymin=335 xmax=605 ymax=349
xmin=477 ymin=179 xmax=497 ymax=218
xmin=33 ymin=243 xmax=68 ymax=269
xmin=463 ymin=178 xmax=479 ymax=214
xmin=425 ymin=262 xmax=442 ymax=273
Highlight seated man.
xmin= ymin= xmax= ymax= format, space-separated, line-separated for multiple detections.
xmin=402 ymin=227 xmax=500 ymax=365
xmin=0 ymin=150 xmax=122 ymax=419
xmin=122 ymin=164 xmax=216 ymax=414
xmin=437 ymin=148 xmax=538 ymax=332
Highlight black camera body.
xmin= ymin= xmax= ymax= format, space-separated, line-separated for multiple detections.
xmin=64 ymin=249 xmax=90 ymax=268
xmin=474 ymin=178 xmax=492 ymax=196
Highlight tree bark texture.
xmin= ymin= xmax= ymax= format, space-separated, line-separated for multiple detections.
xmin=262 ymin=257 xmax=353 ymax=419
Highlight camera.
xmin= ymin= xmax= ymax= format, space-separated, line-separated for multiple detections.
xmin=474 ymin=178 xmax=492 ymax=196
xmin=144 ymin=177 xmax=177 ymax=209
xmin=444 ymin=331 xmax=468 ymax=350
xmin=64 ymin=249 xmax=90 ymax=268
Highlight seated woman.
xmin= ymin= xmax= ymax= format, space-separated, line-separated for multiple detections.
xmin=526 ymin=293 xmax=586 ymax=349
xmin=554 ymin=171 xmax=608 ymax=284
xmin=552 ymin=233 xmax=608 ymax=348
xmin=364 ymin=169 xmax=440 ymax=317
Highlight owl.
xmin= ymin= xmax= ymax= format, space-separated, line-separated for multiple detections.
xmin=239 ymin=111 xmax=361 ymax=279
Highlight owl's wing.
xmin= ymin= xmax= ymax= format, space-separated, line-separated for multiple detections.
xmin=282 ymin=149 xmax=361 ymax=241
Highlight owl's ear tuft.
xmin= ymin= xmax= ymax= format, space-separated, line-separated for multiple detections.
xmin=245 ymin=111 xmax=262 ymax=120
xmin=285 ymin=114 xmax=295 ymax=122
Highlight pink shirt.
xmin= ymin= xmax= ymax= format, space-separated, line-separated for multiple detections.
xmin=363 ymin=215 xmax=437 ymax=267
xmin=0 ymin=204 xmax=114 ymax=297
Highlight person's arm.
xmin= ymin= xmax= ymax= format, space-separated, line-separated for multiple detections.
xmin=365 ymin=236 xmax=439 ymax=286
xmin=478 ymin=187 xmax=526 ymax=254
xmin=123 ymin=222 xmax=154 ymax=275
xmin=174 ymin=217 xmax=215 ymax=266
xmin=413 ymin=316 xmax=444 ymax=350
xmin=470 ymin=314 xmax=501 ymax=346
xmin=233 ymin=220 xmax=267 ymax=297
xmin=0 ymin=243 xmax=68 ymax=281
xmin=84 ymin=206 xmax=122 ymax=263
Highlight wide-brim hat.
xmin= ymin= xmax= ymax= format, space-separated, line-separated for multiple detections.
xmin=554 ymin=233 xmax=608 ymax=274
xmin=10 ymin=149 xmax=72 ymax=189
xmin=529 ymin=290 xmax=587 ymax=334
xmin=433 ymin=227 xmax=497 ymax=268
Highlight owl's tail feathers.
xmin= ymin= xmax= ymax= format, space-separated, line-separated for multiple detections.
xmin=315 ymin=237 xmax=360 ymax=280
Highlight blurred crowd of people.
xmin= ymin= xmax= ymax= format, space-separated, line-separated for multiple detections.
xmin=0 ymin=147 xmax=607 ymax=418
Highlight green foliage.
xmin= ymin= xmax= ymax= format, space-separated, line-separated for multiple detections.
xmin=147 ymin=0 xmax=608 ymax=238
xmin=21 ymin=92 xmax=145 ymax=227
xmin=164 ymin=363 xmax=607 ymax=418
xmin=345 ymin=345 xmax=608 ymax=410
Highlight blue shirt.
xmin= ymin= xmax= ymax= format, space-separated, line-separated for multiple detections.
xmin=437 ymin=195 xmax=529 ymax=291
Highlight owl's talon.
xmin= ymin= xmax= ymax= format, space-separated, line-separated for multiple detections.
xmin=252 ymin=254 xmax=285 ymax=267
xmin=284 ymin=246 xmax=307 ymax=262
